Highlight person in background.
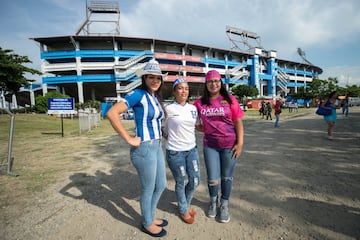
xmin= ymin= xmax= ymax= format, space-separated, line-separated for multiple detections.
xmin=294 ymin=101 xmax=298 ymax=112
xmin=265 ymin=102 xmax=272 ymax=120
xmin=274 ymin=99 xmax=282 ymax=127
xmin=321 ymin=91 xmax=341 ymax=140
xmin=194 ymin=70 xmax=244 ymax=223
xmin=163 ymin=78 xmax=200 ymax=224
xmin=106 ymin=59 xmax=168 ymax=238
xmin=342 ymin=94 xmax=349 ymax=117
xmin=259 ymin=100 xmax=266 ymax=119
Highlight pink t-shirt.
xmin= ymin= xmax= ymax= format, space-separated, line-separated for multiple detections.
xmin=193 ymin=95 xmax=244 ymax=149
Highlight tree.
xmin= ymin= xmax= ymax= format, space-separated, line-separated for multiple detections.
xmin=289 ymin=86 xmax=313 ymax=101
xmin=76 ymin=100 xmax=101 ymax=111
xmin=0 ymin=47 xmax=41 ymax=98
xmin=338 ymin=84 xmax=360 ymax=97
xmin=231 ymin=84 xmax=259 ymax=103
xmin=294 ymin=76 xmax=360 ymax=106
xmin=307 ymin=77 xmax=341 ymax=99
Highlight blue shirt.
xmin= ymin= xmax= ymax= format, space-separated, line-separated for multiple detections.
xmin=123 ymin=89 xmax=164 ymax=142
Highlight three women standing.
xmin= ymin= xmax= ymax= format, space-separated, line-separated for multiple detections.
xmin=108 ymin=65 xmax=244 ymax=238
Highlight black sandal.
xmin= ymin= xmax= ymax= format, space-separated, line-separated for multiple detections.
xmin=156 ymin=219 xmax=168 ymax=227
xmin=141 ymin=225 xmax=167 ymax=238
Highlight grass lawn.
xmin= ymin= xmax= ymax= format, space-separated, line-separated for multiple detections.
xmin=0 ymin=113 xmax=131 ymax=209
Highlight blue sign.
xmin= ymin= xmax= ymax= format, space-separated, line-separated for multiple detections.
xmin=48 ymin=98 xmax=75 ymax=114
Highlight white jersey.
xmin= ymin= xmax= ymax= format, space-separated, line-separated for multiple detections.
xmin=164 ymin=102 xmax=198 ymax=151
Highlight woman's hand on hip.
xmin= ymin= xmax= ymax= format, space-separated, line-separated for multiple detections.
xmin=127 ymin=136 xmax=141 ymax=147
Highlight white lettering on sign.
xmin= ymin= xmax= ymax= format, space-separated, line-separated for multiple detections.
xmin=200 ymin=107 xmax=225 ymax=116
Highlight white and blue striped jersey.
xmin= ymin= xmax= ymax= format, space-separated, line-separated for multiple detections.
xmin=123 ymin=89 xmax=164 ymax=142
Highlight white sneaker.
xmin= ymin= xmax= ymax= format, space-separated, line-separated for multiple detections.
xmin=327 ymin=136 xmax=333 ymax=140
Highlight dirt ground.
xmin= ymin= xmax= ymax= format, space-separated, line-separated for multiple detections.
xmin=1 ymin=108 xmax=360 ymax=240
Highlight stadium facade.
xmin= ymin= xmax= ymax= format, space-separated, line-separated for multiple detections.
xmin=26 ymin=1 xmax=322 ymax=108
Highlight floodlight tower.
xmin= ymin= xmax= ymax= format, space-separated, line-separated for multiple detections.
xmin=226 ymin=26 xmax=264 ymax=97
xmin=297 ymin=47 xmax=313 ymax=65
xmin=226 ymin=26 xmax=262 ymax=52
xmin=76 ymin=0 xmax=120 ymax=35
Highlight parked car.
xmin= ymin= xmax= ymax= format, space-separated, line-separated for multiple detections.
xmin=240 ymin=103 xmax=248 ymax=111
xmin=122 ymin=109 xmax=134 ymax=120
xmin=350 ymin=97 xmax=360 ymax=106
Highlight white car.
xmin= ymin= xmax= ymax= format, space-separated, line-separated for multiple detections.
xmin=240 ymin=103 xmax=248 ymax=111
xmin=350 ymin=97 xmax=360 ymax=106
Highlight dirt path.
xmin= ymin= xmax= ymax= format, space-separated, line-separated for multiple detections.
xmin=2 ymin=108 xmax=360 ymax=240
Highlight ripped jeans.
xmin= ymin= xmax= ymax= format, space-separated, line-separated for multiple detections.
xmin=166 ymin=147 xmax=200 ymax=214
xmin=203 ymin=146 xmax=237 ymax=200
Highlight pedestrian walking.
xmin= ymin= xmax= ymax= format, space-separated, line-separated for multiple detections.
xmin=321 ymin=91 xmax=341 ymax=140
xmin=342 ymin=94 xmax=349 ymax=117
xmin=274 ymin=100 xmax=282 ymax=127
xmin=266 ymin=102 xmax=272 ymax=120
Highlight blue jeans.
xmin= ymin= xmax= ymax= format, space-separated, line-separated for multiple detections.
xmin=342 ymin=105 xmax=349 ymax=117
xmin=166 ymin=147 xmax=200 ymax=214
xmin=130 ymin=139 xmax=166 ymax=227
xmin=203 ymin=146 xmax=237 ymax=201
xmin=275 ymin=114 xmax=280 ymax=127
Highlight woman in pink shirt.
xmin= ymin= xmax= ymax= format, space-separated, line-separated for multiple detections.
xmin=194 ymin=70 xmax=244 ymax=223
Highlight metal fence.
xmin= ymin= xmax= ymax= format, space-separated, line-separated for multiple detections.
xmin=0 ymin=108 xmax=18 ymax=177
xmin=78 ymin=109 xmax=101 ymax=134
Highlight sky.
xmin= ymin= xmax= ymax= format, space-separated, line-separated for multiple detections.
xmin=1 ymin=0 xmax=360 ymax=86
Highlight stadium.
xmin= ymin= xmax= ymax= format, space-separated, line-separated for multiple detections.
xmin=24 ymin=1 xmax=322 ymax=111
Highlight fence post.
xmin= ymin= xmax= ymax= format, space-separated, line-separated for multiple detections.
xmin=0 ymin=108 xmax=19 ymax=177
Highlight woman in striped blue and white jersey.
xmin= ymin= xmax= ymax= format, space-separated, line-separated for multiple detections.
xmin=107 ymin=59 xmax=168 ymax=238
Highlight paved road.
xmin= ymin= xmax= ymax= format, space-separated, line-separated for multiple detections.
xmin=185 ymin=106 xmax=360 ymax=240
xmin=3 ymin=107 xmax=359 ymax=240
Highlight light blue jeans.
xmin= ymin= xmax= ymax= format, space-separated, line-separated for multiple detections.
xmin=203 ymin=146 xmax=237 ymax=201
xmin=342 ymin=105 xmax=349 ymax=117
xmin=275 ymin=114 xmax=280 ymax=127
xmin=166 ymin=147 xmax=200 ymax=214
xmin=130 ymin=139 xmax=166 ymax=227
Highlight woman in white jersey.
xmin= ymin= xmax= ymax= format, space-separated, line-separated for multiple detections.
xmin=107 ymin=59 xmax=168 ymax=238
xmin=163 ymin=78 xmax=200 ymax=224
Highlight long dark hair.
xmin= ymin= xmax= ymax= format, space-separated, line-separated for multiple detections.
xmin=328 ymin=91 xmax=338 ymax=99
xmin=140 ymin=74 xmax=167 ymax=118
xmin=140 ymin=75 xmax=164 ymax=102
xmin=200 ymin=80 xmax=232 ymax=106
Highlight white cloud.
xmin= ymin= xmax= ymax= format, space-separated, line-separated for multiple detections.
xmin=1 ymin=0 xmax=360 ymax=87
xmin=321 ymin=65 xmax=360 ymax=86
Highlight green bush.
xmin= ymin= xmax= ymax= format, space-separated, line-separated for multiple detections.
xmin=77 ymin=100 xmax=101 ymax=111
